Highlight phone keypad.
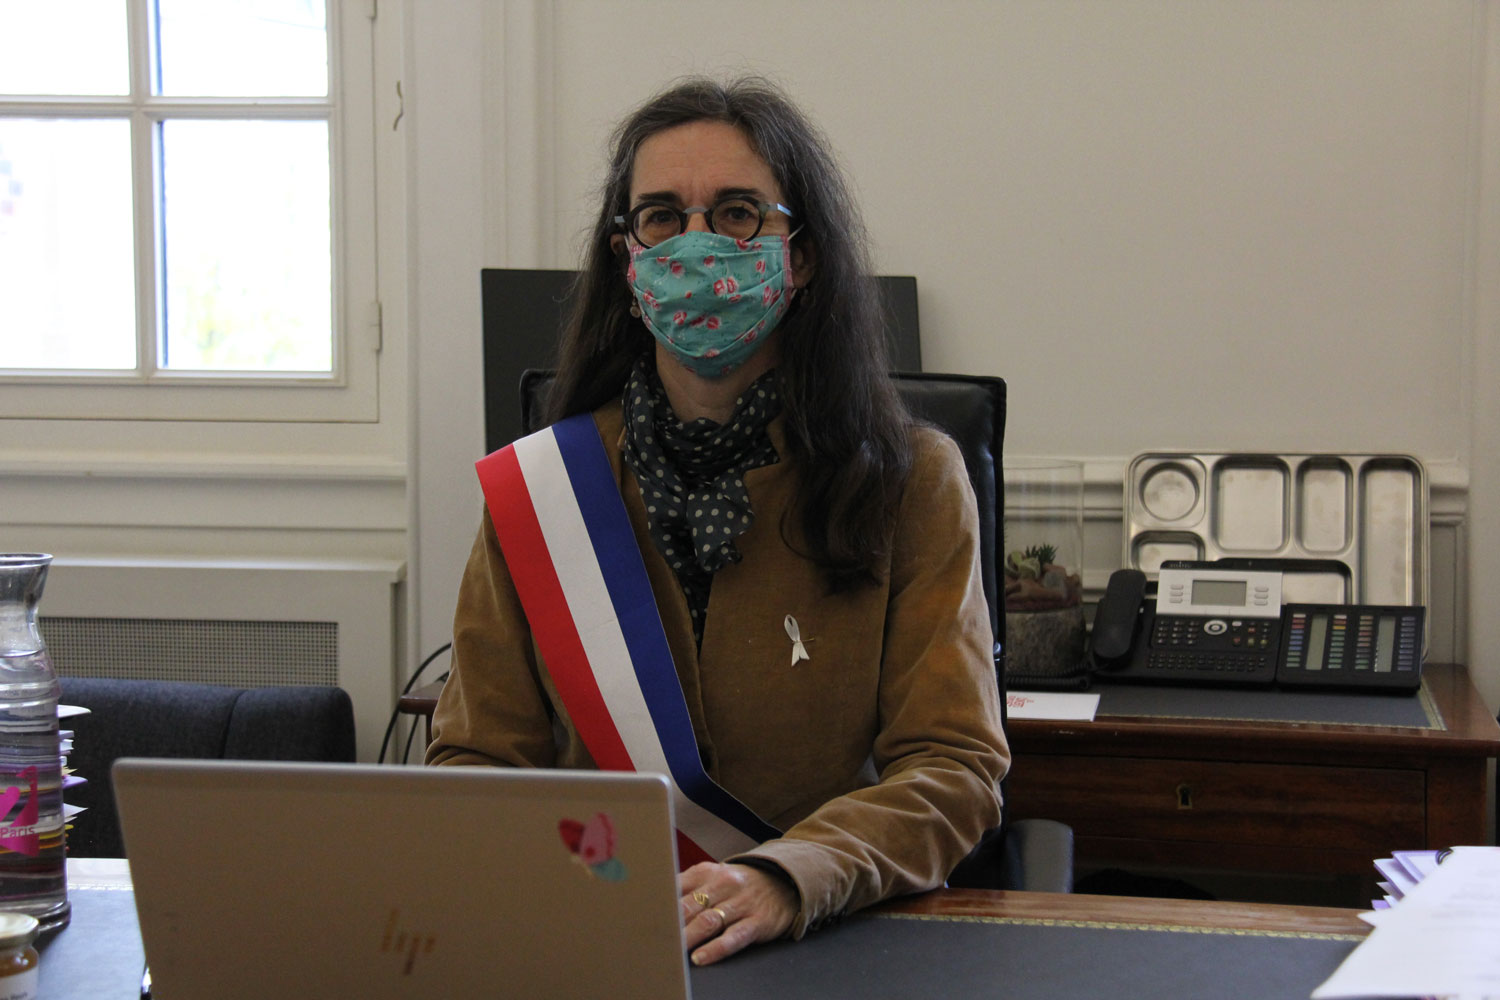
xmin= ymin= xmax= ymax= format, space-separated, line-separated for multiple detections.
xmin=1146 ymin=651 xmax=1271 ymax=673
xmin=1151 ymin=616 xmax=1276 ymax=650
xmin=1143 ymin=615 xmax=1279 ymax=681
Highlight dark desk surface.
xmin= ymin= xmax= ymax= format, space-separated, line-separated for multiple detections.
xmin=54 ymin=861 xmax=1371 ymax=1000
xmin=1009 ymin=663 xmax=1500 ymax=754
xmin=700 ymin=890 xmax=1371 ymax=1000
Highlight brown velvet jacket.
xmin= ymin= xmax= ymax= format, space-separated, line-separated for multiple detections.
xmin=427 ymin=403 xmax=1010 ymax=936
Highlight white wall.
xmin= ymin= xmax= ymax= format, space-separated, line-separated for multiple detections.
xmin=409 ymin=0 xmax=1499 ymax=711
xmin=1473 ymin=0 xmax=1500 ymax=721
xmin=545 ymin=2 xmax=1471 ymax=459
xmin=403 ymin=1 xmax=489 ymax=678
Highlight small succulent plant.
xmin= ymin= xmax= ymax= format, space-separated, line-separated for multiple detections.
xmin=1005 ymin=541 xmax=1081 ymax=611
xmin=1024 ymin=543 xmax=1058 ymax=567
xmin=1006 ymin=550 xmax=1041 ymax=579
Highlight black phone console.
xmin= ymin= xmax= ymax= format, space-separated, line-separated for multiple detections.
xmin=1089 ymin=566 xmax=1426 ymax=692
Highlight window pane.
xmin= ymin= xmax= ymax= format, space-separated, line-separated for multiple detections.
xmin=156 ymin=0 xmax=327 ymax=97
xmin=0 ymin=1 xmax=129 ymax=96
xmin=161 ymin=119 xmax=331 ymax=371
xmin=0 ymin=120 xmax=136 ymax=370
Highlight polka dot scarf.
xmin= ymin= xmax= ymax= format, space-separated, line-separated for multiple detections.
xmin=620 ymin=357 xmax=782 ymax=645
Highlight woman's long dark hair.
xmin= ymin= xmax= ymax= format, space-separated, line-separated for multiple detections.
xmin=550 ymin=76 xmax=912 ymax=591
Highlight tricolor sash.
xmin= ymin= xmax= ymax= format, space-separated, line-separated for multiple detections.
xmin=476 ymin=414 xmax=781 ymax=868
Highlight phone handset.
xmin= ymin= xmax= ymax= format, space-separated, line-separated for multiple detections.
xmin=1089 ymin=568 xmax=1148 ymax=671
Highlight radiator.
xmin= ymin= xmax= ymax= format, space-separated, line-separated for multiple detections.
xmin=38 ymin=558 xmax=404 ymax=762
xmin=42 ymin=617 xmax=339 ymax=688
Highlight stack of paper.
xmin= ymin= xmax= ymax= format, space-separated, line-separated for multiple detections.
xmin=1312 ymin=846 xmax=1500 ymax=999
xmin=59 ymin=705 xmax=89 ymax=830
xmin=1371 ymin=848 xmax=1446 ymax=909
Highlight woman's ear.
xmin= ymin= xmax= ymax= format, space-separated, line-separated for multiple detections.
xmin=609 ymin=233 xmax=628 ymax=268
xmin=789 ymin=239 xmax=816 ymax=290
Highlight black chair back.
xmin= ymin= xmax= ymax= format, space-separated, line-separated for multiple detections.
xmin=886 ymin=373 xmax=1007 ymax=679
xmin=59 ymin=678 xmax=356 ymax=858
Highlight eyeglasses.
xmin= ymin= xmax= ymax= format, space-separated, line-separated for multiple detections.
xmin=614 ymin=197 xmax=795 ymax=248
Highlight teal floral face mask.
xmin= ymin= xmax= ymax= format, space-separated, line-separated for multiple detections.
xmin=626 ymin=231 xmax=798 ymax=378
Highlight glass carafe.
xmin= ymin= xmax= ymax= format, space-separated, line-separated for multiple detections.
xmin=0 ymin=554 xmax=69 ymax=932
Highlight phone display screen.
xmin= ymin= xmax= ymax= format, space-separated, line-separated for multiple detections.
xmin=1192 ymin=579 xmax=1247 ymax=606
xmin=1376 ymin=616 xmax=1396 ymax=673
xmin=1305 ymin=614 xmax=1327 ymax=670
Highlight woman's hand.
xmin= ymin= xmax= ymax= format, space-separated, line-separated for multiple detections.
xmin=679 ymin=861 xmax=798 ymax=966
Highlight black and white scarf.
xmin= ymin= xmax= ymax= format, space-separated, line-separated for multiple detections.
xmin=619 ymin=357 xmax=782 ymax=645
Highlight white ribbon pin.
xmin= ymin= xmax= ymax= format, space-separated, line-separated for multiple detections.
xmin=784 ymin=614 xmax=811 ymax=666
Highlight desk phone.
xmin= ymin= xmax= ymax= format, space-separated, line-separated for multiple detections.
xmin=1090 ymin=567 xmax=1426 ymax=691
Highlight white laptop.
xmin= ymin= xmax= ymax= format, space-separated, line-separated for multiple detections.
xmin=113 ymin=759 xmax=691 ymax=999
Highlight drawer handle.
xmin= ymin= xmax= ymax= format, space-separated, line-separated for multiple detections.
xmin=1176 ymin=783 xmax=1193 ymax=810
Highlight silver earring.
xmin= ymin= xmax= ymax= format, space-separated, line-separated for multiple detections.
xmin=629 ymin=301 xmax=642 ymax=318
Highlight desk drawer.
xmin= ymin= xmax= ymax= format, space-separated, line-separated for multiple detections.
xmin=1008 ymin=755 xmax=1424 ymax=854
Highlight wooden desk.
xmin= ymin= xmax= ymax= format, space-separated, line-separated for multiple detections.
xmin=880 ymin=885 xmax=1368 ymax=934
xmin=397 ymin=677 xmax=446 ymax=749
xmin=56 ymin=859 xmax=1370 ymax=1000
xmin=1006 ymin=663 xmax=1500 ymax=882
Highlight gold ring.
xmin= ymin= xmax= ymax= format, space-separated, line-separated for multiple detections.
xmin=710 ymin=906 xmax=728 ymax=926
xmin=692 ymin=891 xmax=711 ymax=907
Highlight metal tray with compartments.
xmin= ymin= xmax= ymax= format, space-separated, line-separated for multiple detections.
xmin=1124 ymin=452 xmax=1429 ymax=609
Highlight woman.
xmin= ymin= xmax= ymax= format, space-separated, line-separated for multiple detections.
xmin=428 ymin=76 xmax=1009 ymax=966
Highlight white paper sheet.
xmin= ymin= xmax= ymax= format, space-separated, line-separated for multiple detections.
xmin=67 ymin=856 xmax=132 ymax=889
xmin=1312 ymin=847 xmax=1500 ymax=999
xmin=1005 ymin=691 xmax=1100 ymax=721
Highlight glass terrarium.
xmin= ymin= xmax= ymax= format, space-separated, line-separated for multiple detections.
xmin=1003 ymin=459 xmax=1085 ymax=684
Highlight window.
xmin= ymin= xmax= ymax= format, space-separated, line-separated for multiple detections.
xmin=0 ymin=0 xmax=379 ymax=421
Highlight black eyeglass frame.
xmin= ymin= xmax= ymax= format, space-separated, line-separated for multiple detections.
xmin=613 ymin=198 xmax=795 ymax=248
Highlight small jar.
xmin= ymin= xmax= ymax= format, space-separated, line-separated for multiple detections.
xmin=0 ymin=912 xmax=38 ymax=1000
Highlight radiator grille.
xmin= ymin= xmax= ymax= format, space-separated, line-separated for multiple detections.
xmin=38 ymin=617 xmax=339 ymax=688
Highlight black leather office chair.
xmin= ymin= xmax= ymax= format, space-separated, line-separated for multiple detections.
xmin=890 ymin=373 xmax=1073 ymax=891
xmin=60 ymin=677 xmax=356 ymax=858
xmin=519 ymin=368 xmax=1074 ymax=892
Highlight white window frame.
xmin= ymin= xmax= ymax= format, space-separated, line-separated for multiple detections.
xmin=0 ymin=0 xmax=380 ymax=423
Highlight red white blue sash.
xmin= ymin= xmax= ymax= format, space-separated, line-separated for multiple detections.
xmin=475 ymin=414 xmax=780 ymax=868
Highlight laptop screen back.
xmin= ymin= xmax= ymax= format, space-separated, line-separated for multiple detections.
xmin=114 ymin=760 xmax=690 ymax=1000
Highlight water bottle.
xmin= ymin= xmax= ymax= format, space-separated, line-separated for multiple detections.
xmin=0 ymin=554 xmax=68 ymax=932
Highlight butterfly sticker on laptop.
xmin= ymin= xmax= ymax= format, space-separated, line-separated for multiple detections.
xmin=558 ymin=812 xmax=627 ymax=881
